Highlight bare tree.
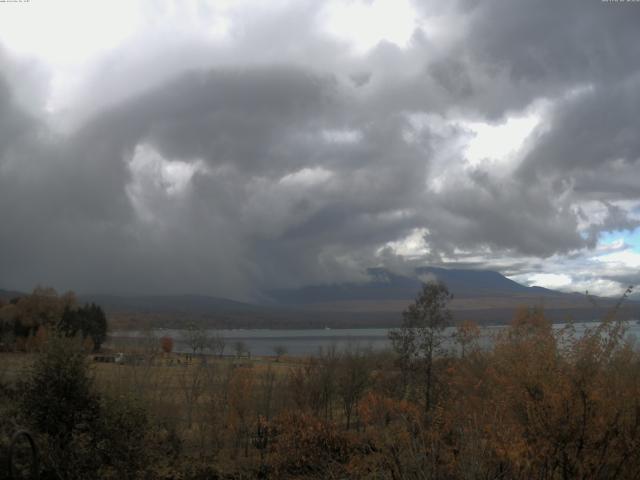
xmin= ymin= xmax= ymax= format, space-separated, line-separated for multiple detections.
xmin=257 ymin=365 xmax=277 ymax=421
xmin=184 ymin=322 xmax=211 ymax=355
xmin=199 ymin=363 xmax=236 ymax=456
xmin=389 ymin=281 xmax=452 ymax=415
xmin=337 ymin=347 xmax=371 ymax=429
xmin=211 ymin=331 xmax=226 ymax=357
xmin=453 ymin=320 xmax=481 ymax=358
xmin=177 ymin=360 xmax=206 ymax=429
xmin=273 ymin=345 xmax=287 ymax=361
xmin=317 ymin=345 xmax=339 ymax=421
xmin=234 ymin=340 xmax=247 ymax=358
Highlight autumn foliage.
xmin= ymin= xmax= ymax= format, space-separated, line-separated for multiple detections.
xmin=0 ymin=287 xmax=108 ymax=352
xmin=3 ymin=284 xmax=640 ymax=479
xmin=249 ymin=288 xmax=640 ymax=479
xmin=160 ymin=336 xmax=174 ymax=353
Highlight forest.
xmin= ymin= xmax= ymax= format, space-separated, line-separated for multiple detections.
xmin=1 ymin=283 xmax=639 ymax=479
xmin=0 ymin=287 xmax=107 ymax=353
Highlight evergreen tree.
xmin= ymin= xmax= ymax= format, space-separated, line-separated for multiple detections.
xmin=57 ymin=303 xmax=107 ymax=352
xmin=19 ymin=334 xmax=100 ymax=477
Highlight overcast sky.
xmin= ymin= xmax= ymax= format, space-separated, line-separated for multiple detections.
xmin=1 ymin=0 xmax=639 ymax=299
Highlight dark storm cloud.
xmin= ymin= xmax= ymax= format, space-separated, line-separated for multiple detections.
xmin=425 ymin=170 xmax=584 ymax=257
xmin=430 ymin=0 xmax=640 ymax=117
xmin=79 ymin=67 xmax=335 ymax=173
xmin=1 ymin=0 xmax=640 ymax=297
xmin=518 ymin=83 xmax=640 ymax=193
xmin=0 ymin=63 xmax=432 ymax=295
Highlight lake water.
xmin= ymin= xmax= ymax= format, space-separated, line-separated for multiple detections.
xmin=111 ymin=321 xmax=640 ymax=356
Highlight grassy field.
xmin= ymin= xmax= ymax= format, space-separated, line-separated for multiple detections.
xmin=0 ymin=352 xmax=36 ymax=385
xmin=1 ymin=349 xmax=303 ymax=466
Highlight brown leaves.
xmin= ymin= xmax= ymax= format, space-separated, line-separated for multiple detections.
xmin=160 ymin=336 xmax=174 ymax=354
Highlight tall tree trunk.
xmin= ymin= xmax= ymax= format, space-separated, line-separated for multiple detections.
xmin=425 ymin=352 xmax=433 ymax=417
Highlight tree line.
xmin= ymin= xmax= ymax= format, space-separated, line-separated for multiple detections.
xmin=0 ymin=287 xmax=107 ymax=352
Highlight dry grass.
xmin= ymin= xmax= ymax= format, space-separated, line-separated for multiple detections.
xmin=1 ymin=350 xmax=301 ymax=463
xmin=0 ymin=352 xmax=35 ymax=385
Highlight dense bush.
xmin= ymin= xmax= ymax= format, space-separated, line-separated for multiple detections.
xmin=18 ymin=333 xmax=151 ymax=479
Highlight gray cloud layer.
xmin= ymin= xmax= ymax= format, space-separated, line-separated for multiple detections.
xmin=1 ymin=0 xmax=640 ymax=298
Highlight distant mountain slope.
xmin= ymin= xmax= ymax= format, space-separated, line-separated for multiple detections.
xmin=416 ymin=267 xmax=537 ymax=297
xmin=267 ymin=270 xmax=422 ymax=304
xmin=267 ymin=267 xmax=568 ymax=305
xmin=260 ymin=268 xmax=639 ymax=326
xmin=3 ymin=267 xmax=638 ymax=329
xmin=0 ymin=288 xmax=25 ymax=300
xmin=79 ymin=294 xmax=259 ymax=315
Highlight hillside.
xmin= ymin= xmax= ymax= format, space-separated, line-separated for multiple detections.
xmin=83 ymin=268 xmax=640 ymax=329
xmin=0 ymin=289 xmax=24 ymax=301
xmin=4 ymin=268 xmax=637 ymax=329
xmin=266 ymin=267 xmax=569 ymax=304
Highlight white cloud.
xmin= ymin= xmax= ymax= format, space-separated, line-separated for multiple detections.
xmin=279 ymin=167 xmax=334 ymax=188
xmin=526 ymin=273 xmax=572 ymax=289
xmin=320 ymin=0 xmax=418 ymax=53
xmin=462 ymin=113 xmax=541 ymax=168
xmin=597 ymin=237 xmax=627 ymax=252
xmin=594 ymin=250 xmax=640 ymax=269
xmin=380 ymin=228 xmax=430 ymax=259
xmin=126 ymin=143 xmax=207 ymax=222
xmin=0 ymin=0 xmax=139 ymax=65
xmin=322 ymin=129 xmax=362 ymax=144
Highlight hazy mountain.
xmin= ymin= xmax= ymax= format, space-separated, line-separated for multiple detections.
xmin=3 ymin=268 xmax=638 ymax=328
xmin=0 ymin=289 xmax=24 ymax=301
xmin=79 ymin=294 xmax=259 ymax=315
xmin=266 ymin=267 xmax=570 ymax=305
xmin=260 ymin=268 xmax=638 ymax=326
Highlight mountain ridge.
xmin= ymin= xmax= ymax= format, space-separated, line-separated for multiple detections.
xmin=266 ymin=267 xmax=575 ymax=305
xmin=3 ymin=268 xmax=638 ymax=328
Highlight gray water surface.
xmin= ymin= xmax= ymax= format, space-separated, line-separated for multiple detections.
xmin=111 ymin=321 xmax=640 ymax=356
